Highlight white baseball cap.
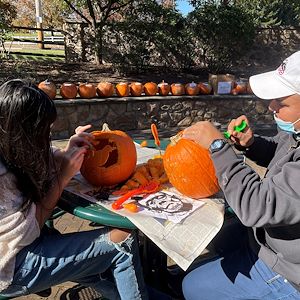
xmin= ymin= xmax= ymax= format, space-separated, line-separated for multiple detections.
xmin=249 ymin=51 xmax=300 ymax=100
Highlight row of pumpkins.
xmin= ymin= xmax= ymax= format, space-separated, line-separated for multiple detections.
xmin=38 ymin=79 xmax=251 ymax=100
xmin=81 ymin=124 xmax=219 ymax=200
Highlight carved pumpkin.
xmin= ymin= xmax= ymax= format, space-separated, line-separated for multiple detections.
xmin=81 ymin=123 xmax=137 ymax=187
xmin=163 ymin=133 xmax=220 ymax=199
xmin=158 ymin=80 xmax=170 ymax=96
xmin=171 ymin=83 xmax=185 ymax=96
xmin=78 ymin=83 xmax=97 ymax=98
xmin=198 ymin=82 xmax=212 ymax=95
xmin=116 ymin=82 xmax=130 ymax=97
xmin=144 ymin=82 xmax=158 ymax=96
xmin=130 ymin=82 xmax=144 ymax=96
xmin=38 ymin=79 xmax=56 ymax=100
xmin=185 ymin=82 xmax=199 ymax=96
xmin=60 ymin=82 xmax=78 ymax=99
xmin=96 ymin=82 xmax=114 ymax=97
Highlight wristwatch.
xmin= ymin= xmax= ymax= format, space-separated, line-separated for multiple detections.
xmin=209 ymin=139 xmax=227 ymax=154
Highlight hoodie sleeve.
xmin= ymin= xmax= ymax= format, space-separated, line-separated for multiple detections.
xmin=212 ymin=143 xmax=300 ymax=228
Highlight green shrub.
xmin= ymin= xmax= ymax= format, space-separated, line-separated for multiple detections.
xmin=187 ymin=3 xmax=256 ymax=73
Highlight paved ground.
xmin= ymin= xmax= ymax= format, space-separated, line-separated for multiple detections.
xmin=17 ymin=214 xmax=104 ymax=300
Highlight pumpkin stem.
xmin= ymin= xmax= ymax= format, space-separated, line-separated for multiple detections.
xmin=102 ymin=123 xmax=111 ymax=131
xmin=170 ymin=132 xmax=182 ymax=145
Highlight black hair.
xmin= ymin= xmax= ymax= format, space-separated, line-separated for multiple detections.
xmin=0 ymin=79 xmax=57 ymax=203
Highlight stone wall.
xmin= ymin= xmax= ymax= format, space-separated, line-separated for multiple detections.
xmin=51 ymin=95 xmax=277 ymax=140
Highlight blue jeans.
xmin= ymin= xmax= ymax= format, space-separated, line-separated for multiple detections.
xmin=1 ymin=227 xmax=148 ymax=300
xmin=182 ymin=238 xmax=300 ymax=300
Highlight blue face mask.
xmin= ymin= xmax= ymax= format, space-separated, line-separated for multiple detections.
xmin=273 ymin=114 xmax=300 ymax=134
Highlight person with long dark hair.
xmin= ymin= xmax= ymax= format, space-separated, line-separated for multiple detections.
xmin=0 ymin=79 xmax=148 ymax=299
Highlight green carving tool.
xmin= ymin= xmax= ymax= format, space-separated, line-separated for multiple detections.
xmin=223 ymin=120 xmax=247 ymax=139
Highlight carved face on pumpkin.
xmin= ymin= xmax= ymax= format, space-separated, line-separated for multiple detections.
xmin=80 ymin=124 xmax=137 ymax=187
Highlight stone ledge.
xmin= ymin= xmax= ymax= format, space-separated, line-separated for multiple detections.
xmin=53 ymin=94 xmax=257 ymax=105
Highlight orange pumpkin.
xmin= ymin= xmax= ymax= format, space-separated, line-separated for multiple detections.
xmin=198 ymin=82 xmax=212 ymax=95
xmin=80 ymin=123 xmax=137 ymax=187
xmin=116 ymin=82 xmax=130 ymax=97
xmin=130 ymin=82 xmax=144 ymax=96
xmin=185 ymin=82 xmax=199 ymax=96
xmin=158 ymin=80 xmax=170 ymax=96
xmin=232 ymin=81 xmax=247 ymax=95
xmin=38 ymin=79 xmax=56 ymax=100
xmin=78 ymin=83 xmax=97 ymax=98
xmin=171 ymin=83 xmax=185 ymax=96
xmin=163 ymin=133 xmax=220 ymax=199
xmin=144 ymin=82 xmax=158 ymax=96
xmin=96 ymin=82 xmax=114 ymax=97
xmin=60 ymin=82 xmax=78 ymax=99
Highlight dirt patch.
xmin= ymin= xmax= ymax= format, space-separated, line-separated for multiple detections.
xmin=0 ymin=60 xmax=259 ymax=86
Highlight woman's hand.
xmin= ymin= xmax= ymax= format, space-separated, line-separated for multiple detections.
xmin=59 ymin=124 xmax=94 ymax=185
xmin=227 ymin=115 xmax=254 ymax=147
xmin=182 ymin=121 xmax=223 ymax=149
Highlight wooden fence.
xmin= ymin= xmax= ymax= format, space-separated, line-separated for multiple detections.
xmin=1 ymin=26 xmax=65 ymax=60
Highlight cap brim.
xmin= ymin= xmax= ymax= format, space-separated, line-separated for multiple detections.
xmin=249 ymin=71 xmax=296 ymax=100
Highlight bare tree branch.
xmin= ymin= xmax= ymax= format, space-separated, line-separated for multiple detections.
xmin=86 ymin=0 xmax=97 ymax=28
xmin=62 ymin=0 xmax=92 ymax=25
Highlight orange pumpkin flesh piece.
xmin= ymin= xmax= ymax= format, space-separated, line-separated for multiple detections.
xmin=81 ymin=127 xmax=137 ymax=187
xmin=163 ymin=135 xmax=220 ymax=199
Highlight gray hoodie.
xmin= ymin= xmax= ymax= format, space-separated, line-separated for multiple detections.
xmin=212 ymin=131 xmax=300 ymax=289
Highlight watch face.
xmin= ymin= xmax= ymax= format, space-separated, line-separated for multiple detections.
xmin=210 ymin=139 xmax=226 ymax=153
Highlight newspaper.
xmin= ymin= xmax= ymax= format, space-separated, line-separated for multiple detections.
xmin=65 ymin=143 xmax=225 ymax=271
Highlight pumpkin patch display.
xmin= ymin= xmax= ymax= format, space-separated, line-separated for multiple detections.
xmin=198 ymin=82 xmax=212 ymax=95
xmin=60 ymin=82 xmax=78 ymax=99
xmin=116 ymin=82 xmax=130 ymax=97
xmin=78 ymin=83 xmax=97 ymax=98
xmin=96 ymin=82 xmax=114 ymax=97
xmin=38 ymin=79 xmax=56 ymax=100
xmin=144 ymin=82 xmax=158 ymax=96
xmin=130 ymin=82 xmax=144 ymax=96
xmin=80 ymin=123 xmax=137 ymax=187
xmin=171 ymin=83 xmax=185 ymax=96
xmin=163 ymin=133 xmax=220 ymax=199
xmin=185 ymin=82 xmax=199 ymax=96
xmin=158 ymin=80 xmax=170 ymax=96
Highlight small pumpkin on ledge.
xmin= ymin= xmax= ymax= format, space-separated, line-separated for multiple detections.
xmin=80 ymin=123 xmax=137 ymax=187
xmin=38 ymin=79 xmax=57 ymax=100
xmin=158 ymin=80 xmax=170 ymax=96
xmin=116 ymin=82 xmax=130 ymax=97
xmin=96 ymin=82 xmax=114 ymax=97
xmin=171 ymin=83 xmax=185 ymax=96
xmin=144 ymin=82 xmax=158 ymax=96
xmin=78 ymin=83 xmax=97 ymax=98
xmin=60 ymin=82 xmax=78 ymax=99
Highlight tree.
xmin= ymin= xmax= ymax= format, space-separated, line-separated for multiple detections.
xmin=109 ymin=0 xmax=193 ymax=68
xmin=11 ymin=0 xmax=68 ymax=29
xmin=62 ymin=0 xmax=135 ymax=65
xmin=189 ymin=0 xmax=300 ymax=26
xmin=0 ymin=0 xmax=16 ymax=58
xmin=187 ymin=2 xmax=255 ymax=72
xmin=235 ymin=0 xmax=300 ymax=27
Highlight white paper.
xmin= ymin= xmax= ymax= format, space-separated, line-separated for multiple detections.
xmin=64 ymin=144 xmax=225 ymax=271
xmin=217 ymin=81 xmax=232 ymax=94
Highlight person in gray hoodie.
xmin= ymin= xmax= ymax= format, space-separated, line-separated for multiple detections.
xmin=181 ymin=51 xmax=300 ymax=299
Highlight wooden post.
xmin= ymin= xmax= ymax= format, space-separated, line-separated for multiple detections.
xmin=35 ymin=0 xmax=44 ymax=49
